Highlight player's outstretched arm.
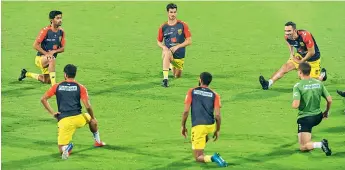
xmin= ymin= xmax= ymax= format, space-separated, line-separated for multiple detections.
xmin=181 ymin=103 xmax=190 ymax=139
xmin=323 ymin=96 xmax=332 ymax=118
xmin=322 ymin=85 xmax=332 ymax=118
xmin=213 ymin=107 xmax=221 ymax=141
xmin=41 ymin=94 xmax=59 ymax=117
xmin=81 ymin=98 xmax=95 ymax=119
xmin=292 ymin=100 xmax=300 ymax=109
xmin=292 ymin=84 xmax=301 ymax=109
xmin=41 ymin=84 xmax=59 ymax=118
xmin=33 ymin=29 xmax=49 ymax=55
xmin=286 ymin=42 xmax=294 ymax=58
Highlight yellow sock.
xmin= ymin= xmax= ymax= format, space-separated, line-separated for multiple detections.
xmin=204 ymin=155 xmax=212 ymax=163
xmin=25 ymin=72 xmax=39 ymax=80
xmin=49 ymin=72 xmax=56 ymax=86
xmin=163 ymin=70 xmax=169 ymax=79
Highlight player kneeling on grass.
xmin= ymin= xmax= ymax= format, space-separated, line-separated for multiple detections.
xmin=181 ymin=72 xmax=228 ymax=167
xmin=292 ymin=62 xmax=332 ymax=155
xmin=41 ymin=64 xmax=105 ymax=159
xmin=157 ymin=3 xmax=192 ymax=87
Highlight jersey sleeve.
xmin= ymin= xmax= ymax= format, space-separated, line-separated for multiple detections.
xmin=214 ymin=93 xmax=221 ymax=109
xmin=36 ymin=27 xmax=49 ymax=44
xmin=157 ymin=25 xmax=164 ymax=42
xmin=45 ymin=84 xmax=58 ymax=97
xmin=184 ymin=88 xmax=193 ymax=105
xmin=182 ymin=22 xmax=191 ymax=38
xmin=293 ymin=83 xmax=301 ymax=100
xmin=79 ymin=84 xmax=89 ymax=100
xmin=301 ymin=31 xmax=315 ymax=48
xmin=321 ymin=84 xmax=331 ymax=98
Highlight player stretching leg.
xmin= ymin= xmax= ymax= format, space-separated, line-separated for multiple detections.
xmin=181 ymin=72 xmax=228 ymax=167
xmin=260 ymin=21 xmax=327 ymax=90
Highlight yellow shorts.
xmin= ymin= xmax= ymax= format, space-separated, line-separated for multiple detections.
xmin=35 ymin=56 xmax=49 ymax=74
xmin=57 ymin=113 xmax=91 ymax=145
xmin=287 ymin=53 xmax=321 ymax=78
xmin=191 ymin=124 xmax=215 ymax=150
xmin=171 ymin=58 xmax=184 ymax=70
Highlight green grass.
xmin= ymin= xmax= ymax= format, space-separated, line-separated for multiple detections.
xmin=2 ymin=1 xmax=345 ymax=170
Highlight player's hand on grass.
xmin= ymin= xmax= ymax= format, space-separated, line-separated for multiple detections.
xmin=213 ymin=131 xmax=219 ymax=141
xmin=181 ymin=126 xmax=187 ymax=138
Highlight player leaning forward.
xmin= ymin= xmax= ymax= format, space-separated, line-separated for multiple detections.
xmin=260 ymin=21 xmax=327 ymax=90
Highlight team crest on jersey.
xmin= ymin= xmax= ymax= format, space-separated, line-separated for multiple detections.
xmin=178 ymin=29 xmax=182 ymax=35
xmin=300 ymin=42 xmax=305 ymax=46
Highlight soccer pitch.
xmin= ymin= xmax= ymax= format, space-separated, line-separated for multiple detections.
xmin=2 ymin=1 xmax=345 ymax=169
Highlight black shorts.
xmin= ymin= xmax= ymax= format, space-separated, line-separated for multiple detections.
xmin=297 ymin=113 xmax=323 ymax=133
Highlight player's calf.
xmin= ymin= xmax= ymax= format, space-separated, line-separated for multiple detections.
xmin=162 ymin=50 xmax=173 ymax=87
xmin=39 ymin=74 xmax=51 ymax=84
xmin=88 ymin=118 xmax=105 ymax=147
xmin=47 ymin=57 xmax=57 ymax=86
xmin=193 ymin=150 xmax=228 ymax=167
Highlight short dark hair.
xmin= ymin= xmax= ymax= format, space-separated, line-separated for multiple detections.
xmin=298 ymin=62 xmax=311 ymax=76
xmin=64 ymin=64 xmax=77 ymax=78
xmin=166 ymin=3 xmax=177 ymax=11
xmin=285 ymin=21 xmax=296 ymax=29
xmin=200 ymin=72 xmax=213 ymax=86
xmin=49 ymin=10 xmax=62 ymax=19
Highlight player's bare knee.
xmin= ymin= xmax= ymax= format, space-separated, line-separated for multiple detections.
xmin=299 ymin=145 xmax=310 ymax=152
xmin=89 ymin=121 xmax=98 ymax=132
xmin=43 ymin=75 xmax=51 ymax=84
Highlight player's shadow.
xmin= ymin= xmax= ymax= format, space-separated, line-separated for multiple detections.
xmin=232 ymin=141 xmax=297 ymax=165
xmin=1 ymin=146 xmax=96 ymax=169
xmin=332 ymin=151 xmax=345 ymax=157
xmin=231 ymin=90 xmax=281 ymax=101
xmin=322 ymin=126 xmax=345 ymax=133
xmin=270 ymin=87 xmax=292 ymax=93
xmin=90 ymin=81 xmax=158 ymax=96
xmin=2 ymin=81 xmax=42 ymax=97
xmin=102 ymin=144 xmax=165 ymax=158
